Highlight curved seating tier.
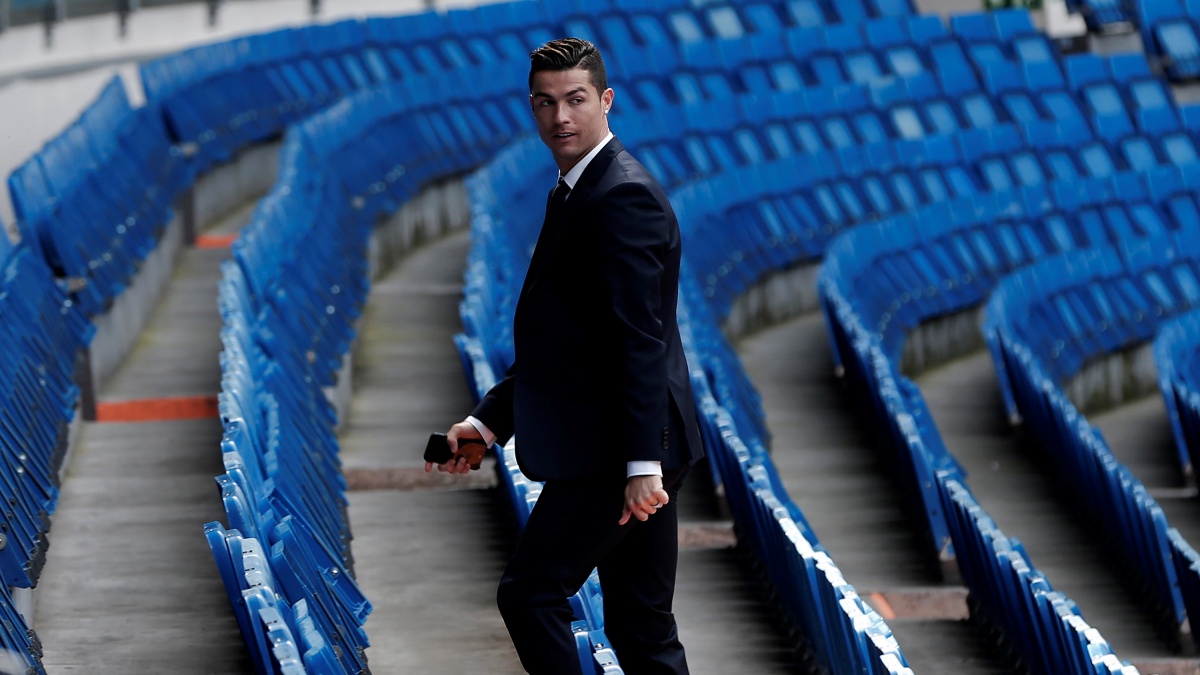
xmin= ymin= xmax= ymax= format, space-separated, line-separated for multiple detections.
xmin=137 ymin=0 xmax=916 ymax=171
xmin=1155 ymin=308 xmax=1200 ymax=478
xmin=205 ymin=62 xmax=533 ymax=671
xmin=0 ymin=241 xmax=91 ymax=674
xmin=817 ymin=205 xmax=1143 ymax=673
xmin=941 ymin=478 xmax=1139 ymax=675
xmin=986 ymin=234 xmax=1200 ymax=413
xmin=821 ymin=159 xmax=1200 ymax=379
xmin=7 ymin=76 xmax=192 ymax=318
xmin=982 ymin=234 xmax=1200 ymax=642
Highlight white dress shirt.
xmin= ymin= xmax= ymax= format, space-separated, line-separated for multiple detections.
xmin=467 ymin=132 xmax=661 ymax=479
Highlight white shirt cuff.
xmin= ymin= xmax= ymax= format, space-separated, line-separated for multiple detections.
xmin=627 ymin=461 xmax=662 ymax=478
xmin=464 ymin=416 xmax=496 ymax=446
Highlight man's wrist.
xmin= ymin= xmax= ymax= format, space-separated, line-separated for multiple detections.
xmin=465 ymin=416 xmax=496 ymax=446
xmin=627 ymin=460 xmax=662 ymax=478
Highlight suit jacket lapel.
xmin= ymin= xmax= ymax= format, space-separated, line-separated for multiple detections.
xmin=519 ymin=138 xmax=625 ymax=303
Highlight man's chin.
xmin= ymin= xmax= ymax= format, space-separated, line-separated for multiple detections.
xmin=551 ymin=148 xmax=583 ymax=171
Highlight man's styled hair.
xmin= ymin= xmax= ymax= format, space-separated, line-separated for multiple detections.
xmin=528 ymin=38 xmax=608 ymax=93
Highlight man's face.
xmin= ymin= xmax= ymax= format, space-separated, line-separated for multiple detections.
xmin=530 ymin=67 xmax=614 ymax=174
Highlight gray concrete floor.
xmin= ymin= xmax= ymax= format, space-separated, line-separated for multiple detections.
xmin=34 ymin=241 xmax=248 ymax=671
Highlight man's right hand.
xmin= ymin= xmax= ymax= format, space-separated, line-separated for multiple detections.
xmin=425 ymin=421 xmax=485 ymax=474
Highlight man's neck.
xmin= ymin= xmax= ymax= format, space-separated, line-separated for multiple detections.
xmin=559 ymin=131 xmax=614 ymax=189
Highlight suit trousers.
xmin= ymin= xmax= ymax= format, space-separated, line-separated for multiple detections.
xmin=497 ymin=465 xmax=691 ymax=675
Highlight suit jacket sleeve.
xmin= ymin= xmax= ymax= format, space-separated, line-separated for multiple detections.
xmin=593 ymin=180 xmax=672 ymax=464
xmin=471 ymin=362 xmax=516 ymax=445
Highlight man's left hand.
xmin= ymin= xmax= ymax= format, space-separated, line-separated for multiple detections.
xmin=619 ymin=475 xmax=669 ymax=525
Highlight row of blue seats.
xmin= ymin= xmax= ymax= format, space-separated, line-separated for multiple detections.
xmin=817 ymin=213 xmax=1138 ymax=671
xmin=142 ymin=22 xmax=382 ymax=171
xmin=649 ymin=66 xmax=1186 ymax=166
xmin=940 ymin=478 xmax=1138 ymax=675
xmin=821 ymin=162 xmax=1200 ymax=372
xmin=142 ymin=1 xmax=1051 ymax=187
xmin=206 ymin=63 xmax=535 ymax=669
xmin=0 ymin=242 xmax=90 ymax=590
xmin=7 ymin=76 xmax=193 ymax=318
xmin=611 ymin=11 xmax=1186 ymax=147
xmin=135 ymin=0 xmax=904 ymax=170
xmin=0 ymin=241 xmax=90 ymax=673
xmin=982 ymin=235 xmax=1200 ymax=640
xmin=210 ymin=168 xmax=372 ymax=673
xmin=1168 ymin=529 xmax=1200 ymax=650
xmin=571 ymin=8 xmax=932 ymax=85
xmin=459 ymin=134 xmax=913 ymax=673
xmin=987 ymin=236 xmax=1200 ymax=417
xmin=670 ymin=113 xmax=1200 ymax=325
xmin=0 ymin=581 xmax=45 ymax=673
xmin=1154 ymin=309 xmax=1200 ymax=480
xmin=132 ymin=2 xmax=1183 ymax=237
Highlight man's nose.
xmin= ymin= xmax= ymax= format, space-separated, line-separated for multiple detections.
xmin=554 ymin=103 xmax=571 ymax=125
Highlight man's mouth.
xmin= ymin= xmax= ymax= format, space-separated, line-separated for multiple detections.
xmin=554 ymin=132 xmax=574 ymax=138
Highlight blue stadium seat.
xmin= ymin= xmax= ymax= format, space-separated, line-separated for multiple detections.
xmin=1082 ymin=82 xmax=1135 ymax=140
xmin=950 ymin=12 xmax=997 ymax=43
xmin=1064 ymin=53 xmax=1110 ymax=90
xmin=742 ymin=3 xmax=786 ymax=33
xmin=1159 ymin=20 xmax=1200 ymax=80
xmin=785 ymin=0 xmax=828 ymax=28
xmin=869 ymin=0 xmax=914 ymax=17
xmin=1014 ymin=35 xmax=1065 ymax=91
xmin=1162 ymin=132 xmax=1200 ymax=165
xmin=930 ymin=41 xmax=981 ymax=97
xmin=1130 ymin=79 xmax=1181 ymax=134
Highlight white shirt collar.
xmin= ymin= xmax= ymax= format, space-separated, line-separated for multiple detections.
xmin=559 ymin=131 xmax=615 ymax=190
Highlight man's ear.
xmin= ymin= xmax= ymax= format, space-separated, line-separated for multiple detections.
xmin=603 ymin=88 xmax=615 ymax=114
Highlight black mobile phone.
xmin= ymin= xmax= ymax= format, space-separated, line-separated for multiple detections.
xmin=424 ymin=432 xmax=487 ymax=469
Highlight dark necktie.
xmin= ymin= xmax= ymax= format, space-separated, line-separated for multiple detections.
xmin=548 ymin=178 xmax=570 ymax=217
xmin=521 ymin=179 xmax=572 ymax=299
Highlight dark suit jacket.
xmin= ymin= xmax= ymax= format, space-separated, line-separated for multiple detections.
xmin=472 ymin=137 xmax=704 ymax=482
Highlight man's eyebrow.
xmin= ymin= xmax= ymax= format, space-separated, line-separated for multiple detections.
xmin=532 ymin=88 xmax=589 ymax=99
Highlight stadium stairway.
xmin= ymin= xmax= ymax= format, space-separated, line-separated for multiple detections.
xmin=31 ymin=159 xmax=263 ymax=671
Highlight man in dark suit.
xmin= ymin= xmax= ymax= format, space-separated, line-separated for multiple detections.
xmin=428 ymin=37 xmax=704 ymax=675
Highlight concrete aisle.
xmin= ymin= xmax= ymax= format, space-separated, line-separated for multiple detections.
xmin=341 ymin=230 xmax=804 ymax=674
xmin=34 ymin=244 xmax=251 ymax=673
xmin=917 ymin=351 xmax=1199 ymax=671
xmin=738 ymin=313 xmax=1009 ymax=675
